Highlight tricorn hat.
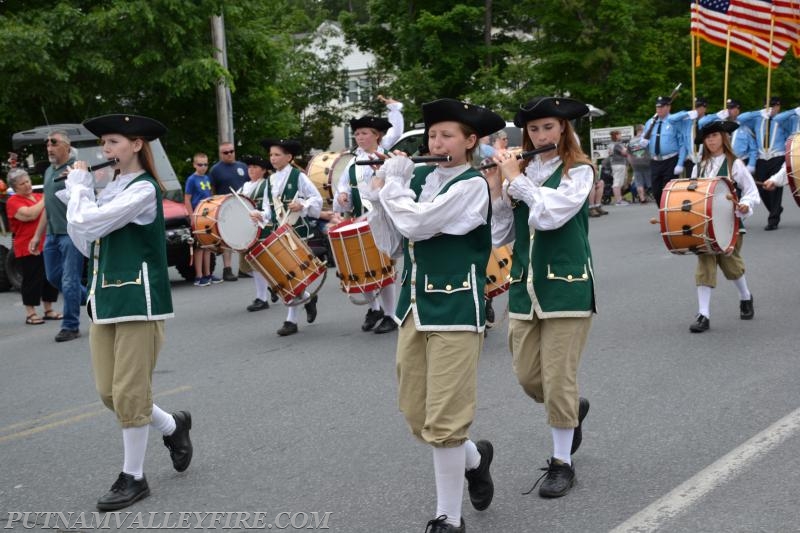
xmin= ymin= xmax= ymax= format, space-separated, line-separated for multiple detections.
xmin=260 ymin=138 xmax=302 ymax=157
xmin=83 ymin=114 xmax=167 ymax=141
xmin=349 ymin=115 xmax=392 ymax=134
xmin=696 ymin=120 xmax=739 ymax=145
xmin=241 ymin=154 xmax=273 ymax=170
xmin=513 ymin=97 xmax=589 ymax=127
xmin=422 ymin=98 xmax=506 ymax=138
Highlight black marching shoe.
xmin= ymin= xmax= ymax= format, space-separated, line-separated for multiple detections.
xmin=485 ymin=299 xmax=495 ymax=328
xmin=96 ymin=472 xmax=150 ymax=511
xmin=361 ymin=308 xmax=384 ymax=331
xmin=373 ymin=316 xmax=398 ymax=334
xmin=222 ymin=267 xmax=238 ymax=281
xmin=740 ymin=296 xmax=754 ymax=320
xmin=764 ymin=223 xmax=778 ymax=231
xmin=304 ymin=295 xmax=318 ymax=323
xmin=246 ymin=298 xmax=269 ymax=312
xmin=424 ymin=516 xmax=465 ymax=533
xmin=55 ymin=329 xmax=80 ymax=342
xmin=689 ymin=314 xmax=710 ymax=333
xmin=571 ymin=397 xmax=590 ymax=455
xmin=163 ymin=411 xmax=193 ymax=472
xmin=537 ymin=458 xmax=576 ymax=498
xmin=465 ymin=440 xmax=494 ymax=511
xmin=268 ymin=288 xmax=279 ymax=303
xmin=277 ymin=321 xmax=298 ymax=336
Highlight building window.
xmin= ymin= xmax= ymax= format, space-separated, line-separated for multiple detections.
xmin=345 ymin=77 xmax=371 ymax=103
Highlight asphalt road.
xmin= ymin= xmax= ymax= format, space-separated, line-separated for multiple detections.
xmin=1 ymin=189 xmax=799 ymax=532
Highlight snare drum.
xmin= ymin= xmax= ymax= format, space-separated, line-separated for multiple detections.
xmin=246 ymin=224 xmax=327 ymax=303
xmin=192 ymin=195 xmax=258 ymax=252
xmin=327 ymin=219 xmax=395 ymax=294
xmin=306 ymin=151 xmax=355 ymax=207
xmin=784 ymin=134 xmax=800 ymax=207
xmin=485 ymin=245 xmax=513 ymax=298
xmin=659 ymin=177 xmax=739 ymax=255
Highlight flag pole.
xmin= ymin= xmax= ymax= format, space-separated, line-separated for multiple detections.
xmin=765 ymin=15 xmax=776 ymax=108
xmin=724 ymin=28 xmax=732 ymax=108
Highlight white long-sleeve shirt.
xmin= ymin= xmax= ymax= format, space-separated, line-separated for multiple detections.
xmin=268 ymin=165 xmax=322 ymax=223
xmin=333 ymin=102 xmax=405 ymax=213
xmin=65 ymin=170 xmax=157 ymax=257
xmin=765 ymin=163 xmax=789 ymax=187
xmin=691 ymin=154 xmax=760 ymax=219
xmin=370 ymin=163 xmax=489 ymax=255
xmin=491 ymin=156 xmax=594 ymax=247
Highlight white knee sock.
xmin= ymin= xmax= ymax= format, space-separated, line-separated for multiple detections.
xmin=378 ymin=283 xmax=397 ymax=317
xmin=464 ymin=439 xmax=481 ymax=471
xmin=122 ymin=426 xmax=149 ymax=479
xmin=732 ymin=276 xmax=751 ymax=300
xmin=698 ymin=285 xmax=712 ymax=317
xmin=433 ymin=445 xmax=465 ymax=527
xmin=254 ymin=272 xmax=268 ymax=302
xmin=150 ymin=404 xmax=176 ymax=436
xmin=551 ymin=427 xmax=573 ymax=465
xmin=286 ymin=305 xmax=298 ymax=323
xmin=370 ymin=292 xmax=381 ymax=311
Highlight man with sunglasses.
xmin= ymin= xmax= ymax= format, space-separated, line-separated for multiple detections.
xmin=209 ymin=142 xmax=248 ymax=281
xmin=29 ymin=130 xmax=86 ymax=342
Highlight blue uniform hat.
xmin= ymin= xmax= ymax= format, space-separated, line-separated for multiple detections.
xmin=695 ymin=97 xmax=708 ymax=107
xmin=655 ymin=96 xmax=672 ymax=106
xmin=726 ymin=99 xmax=741 ymax=109
xmin=769 ymin=96 xmax=781 ymax=106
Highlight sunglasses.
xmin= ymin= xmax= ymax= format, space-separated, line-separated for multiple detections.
xmin=195 ymin=163 xmax=209 ymax=167
xmin=46 ymin=138 xmax=61 ymax=146
xmin=221 ymin=150 xmax=235 ymax=155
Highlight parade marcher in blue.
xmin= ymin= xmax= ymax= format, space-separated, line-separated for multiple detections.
xmin=369 ymin=98 xmax=503 ymax=533
xmin=737 ymin=96 xmax=794 ymax=230
xmin=64 ymin=114 xmax=193 ymax=510
xmin=638 ymin=95 xmax=685 ymax=205
xmin=667 ymin=96 xmax=716 ymax=179
xmin=333 ymin=95 xmax=404 ymax=334
xmin=485 ymin=96 xmax=595 ymax=499
xmin=687 ymin=121 xmax=759 ymax=333
xmin=715 ymin=99 xmax=759 ymax=174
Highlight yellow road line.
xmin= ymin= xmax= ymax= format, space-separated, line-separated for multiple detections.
xmin=0 ymin=385 xmax=191 ymax=444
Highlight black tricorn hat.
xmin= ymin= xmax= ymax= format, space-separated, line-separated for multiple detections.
xmin=349 ymin=115 xmax=392 ymax=133
xmin=513 ymin=97 xmax=589 ymax=127
xmin=260 ymin=138 xmax=302 ymax=157
xmin=83 ymin=114 xmax=167 ymax=141
xmin=422 ymin=98 xmax=506 ymax=138
xmin=241 ymin=154 xmax=273 ymax=170
xmin=696 ymin=120 xmax=739 ymax=145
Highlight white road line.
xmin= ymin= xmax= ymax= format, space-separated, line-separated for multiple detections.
xmin=610 ymin=406 xmax=800 ymax=533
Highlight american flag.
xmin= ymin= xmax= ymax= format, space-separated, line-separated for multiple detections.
xmin=729 ymin=0 xmax=800 ymax=44
xmin=691 ymin=0 xmax=791 ymax=67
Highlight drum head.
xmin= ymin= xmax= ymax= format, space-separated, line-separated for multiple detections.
xmin=710 ymin=181 xmax=735 ymax=253
xmin=217 ymin=196 xmax=258 ymax=250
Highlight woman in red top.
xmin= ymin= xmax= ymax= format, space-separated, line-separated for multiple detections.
xmin=6 ymin=168 xmax=60 ymax=324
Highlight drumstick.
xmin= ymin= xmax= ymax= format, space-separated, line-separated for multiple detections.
xmin=649 ymin=217 xmax=659 ymax=224
xmin=229 ymin=187 xmax=265 ymax=228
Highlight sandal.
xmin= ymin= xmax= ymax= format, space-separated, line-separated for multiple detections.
xmin=26 ymin=313 xmax=45 ymax=325
xmin=43 ymin=310 xmax=63 ymax=320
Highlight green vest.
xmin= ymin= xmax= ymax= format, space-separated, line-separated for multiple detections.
xmin=249 ymin=178 xmax=272 ymax=239
xmin=88 ymin=174 xmax=174 ymax=323
xmin=275 ymin=168 xmax=316 ymax=239
xmin=508 ymin=164 xmax=595 ymax=319
xmin=395 ymin=166 xmax=492 ymax=331
xmin=348 ymin=164 xmax=364 ymax=217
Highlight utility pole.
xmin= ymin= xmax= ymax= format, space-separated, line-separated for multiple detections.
xmin=211 ymin=14 xmax=234 ymax=145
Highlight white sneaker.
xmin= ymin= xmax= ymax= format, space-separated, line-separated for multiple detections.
xmin=615 ymin=200 xmax=630 ymax=206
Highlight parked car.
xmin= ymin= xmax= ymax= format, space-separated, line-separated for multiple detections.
xmin=0 ymin=123 xmax=198 ymax=291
